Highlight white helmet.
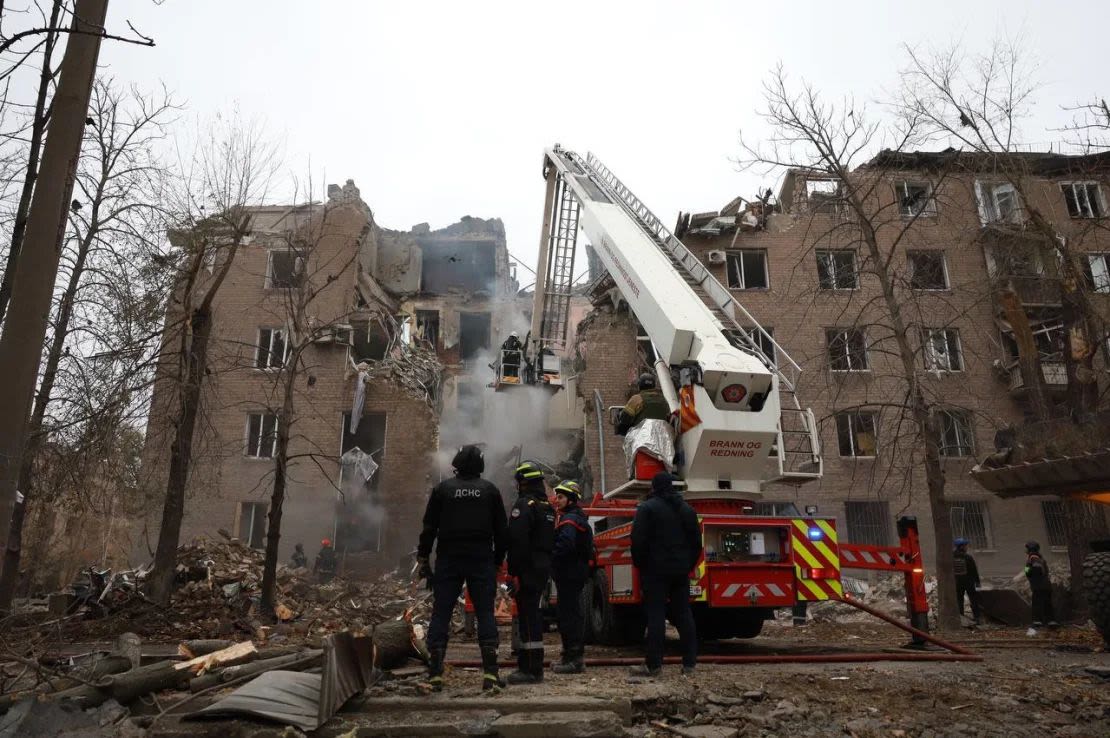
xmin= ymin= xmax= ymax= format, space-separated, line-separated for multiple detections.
xmin=510 ymin=330 xmax=519 ymax=338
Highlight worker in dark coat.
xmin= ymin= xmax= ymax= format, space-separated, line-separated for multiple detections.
xmin=630 ymin=472 xmax=701 ymax=676
xmin=291 ymin=543 xmax=307 ymax=569
xmin=501 ymin=331 xmax=523 ymax=378
xmin=953 ymin=538 xmax=981 ymax=624
xmin=314 ymin=539 xmax=337 ymax=582
xmin=506 ymin=461 xmax=556 ymax=684
xmin=617 ymin=373 xmax=671 ymax=436
xmin=1023 ymin=541 xmax=1057 ymax=627
xmin=417 ymin=445 xmax=510 ymax=691
xmin=551 ymin=480 xmax=592 ymax=674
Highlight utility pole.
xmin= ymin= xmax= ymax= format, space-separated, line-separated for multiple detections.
xmin=0 ymin=0 xmax=109 ymax=553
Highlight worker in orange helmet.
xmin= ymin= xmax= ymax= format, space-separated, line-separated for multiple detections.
xmin=314 ymin=538 xmax=337 ymax=583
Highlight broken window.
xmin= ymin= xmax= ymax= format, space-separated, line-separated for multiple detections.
xmin=338 ymin=412 xmax=386 ymax=552
xmin=949 ymin=500 xmax=991 ymax=549
xmin=350 ymin=319 xmax=389 ymax=362
xmin=416 ymin=310 xmax=441 ymax=348
xmin=256 ymin=328 xmax=288 ymax=369
xmin=908 ymin=251 xmax=949 ymax=290
xmin=923 ymin=328 xmax=962 ymax=372
xmin=1061 ymin=182 xmax=1106 ymax=219
xmin=457 ymin=382 xmax=485 ymax=427
xmin=845 ymin=501 xmax=890 ymax=546
xmin=986 ymin=243 xmax=1045 ymax=278
xmin=816 ymin=250 xmax=859 ymax=290
xmin=246 ymin=413 xmax=278 ymax=458
xmin=267 ymin=250 xmax=304 ymax=288
xmin=805 ymin=178 xmax=846 ymax=215
xmin=737 ymin=326 xmax=776 ymax=367
xmin=419 ymin=240 xmax=497 ymax=293
xmin=836 ymin=411 xmax=877 ymax=457
xmin=459 ymin=311 xmax=491 ymax=361
xmin=726 ymin=250 xmax=769 ymax=289
xmin=827 ymin=328 xmax=868 ymax=371
xmin=938 ymin=409 xmax=974 ymax=457
xmin=894 ymin=180 xmax=935 ymax=218
xmin=1085 ymin=253 xmax=1110 ymax=293
xmin=238 ymin=501 xmax=267 ymax=549
xmin=1041 ymin=500 xmax=1068 ymax=548
xmin=975 ymin=181 xmax=1024 ymax=224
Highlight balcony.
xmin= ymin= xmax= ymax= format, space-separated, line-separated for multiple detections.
xmin=992 ymin=274 xmax=1061 ymax=313
xmin=1007 ymin=360 xmax=1067 ymax=397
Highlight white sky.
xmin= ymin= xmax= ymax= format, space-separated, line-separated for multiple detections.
xmin=100 ymin=0 xmax=1108 ymax=273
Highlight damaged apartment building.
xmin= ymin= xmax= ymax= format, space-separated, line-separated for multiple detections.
xmin=573 ymin=150 xmax=1110 ymax=578
xmin=140 ymin=180 xmax=523 ymax=572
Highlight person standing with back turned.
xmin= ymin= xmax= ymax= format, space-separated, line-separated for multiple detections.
xmin=416 ymin=445 xmax=509 ymax=692
xmin=506 ymin=461 xmax=556 ymax=684
xmin=630 ymin=472 xmax=701 ymax=676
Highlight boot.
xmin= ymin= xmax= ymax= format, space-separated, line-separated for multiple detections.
xmin=426 ymin=647 xmax=445 ymax=692
xmin=480 ymin=643 xmax=505 ymax=692
xmin=552 ymin=645 xmax=584 ymax=674
xmin=507 ymin=649 xmax=543 ymax=684
xmin=629 ymin=663 xmax=661 ymax=677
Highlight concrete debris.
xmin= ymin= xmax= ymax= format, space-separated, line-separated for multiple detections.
xmin=492 ymin=710 xmax=625 ymax=737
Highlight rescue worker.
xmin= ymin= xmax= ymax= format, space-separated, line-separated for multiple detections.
xmin=501 ymin=331 xmax=523 ymax=379
xmin=953 ymin=538 xmax=981 ymax=624
xmin=314 ymin=539 xmax=337 ymax=583
xmin=1023 ymin=540 xmax=1057 ymax=627
xmin=291 ymin=542 xmax=307 ymax=570
xmin=416 ymin=445 xmax=509 ymax=691
xmin=551 ymin=480 xmax=592 ymax=674
xmin=630 ymin=472 xmax=701 ymax=676
xmin=506 ymin=461 xmax=556 ymax=684
xmin=616 ymin=372 xmax=671 ymax=436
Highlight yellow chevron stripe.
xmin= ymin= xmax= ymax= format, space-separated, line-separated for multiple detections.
xmin=828 ymin=579 xmax=844 ymax=597
xmin=800 ymin=577 xmax=827 ymax=600
xmin=813 ymin=539 xmax=841 ymax=570
xmin=792 ymin=520 xmax=810 ymax=537
xmin=817 ymin=519 xmax=838 ymax=543
xmin=792 ymin=536 xmax=822 ymax=569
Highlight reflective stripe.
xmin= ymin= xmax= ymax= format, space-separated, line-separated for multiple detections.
xmin=557 ymin=519 xmax=588 ymax=531
xmin=792 ymin=537 xmax=822 ymax=569
xmin=767 ymin=583 xmax=785 ymax=597
xmin=722 ymin=584 xmax=741 ymax=598
xmin=800 ymin=578 xmax=826 ymax=600
xmin=817 ymin=519 xmax=838 ymax=543
xmin=813 ymin=539 xmax=840 ymax=570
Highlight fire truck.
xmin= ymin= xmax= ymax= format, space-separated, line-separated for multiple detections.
xmin=490 ymin=145 xmax=929 ymax=644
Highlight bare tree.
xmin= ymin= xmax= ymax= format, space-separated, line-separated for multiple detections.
xmin=0 ymin=77 xmax=176 ymax=610
xmin=144 ymin=116 xmax=278 ymax=607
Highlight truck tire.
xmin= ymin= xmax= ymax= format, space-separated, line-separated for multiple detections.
xmin=731 ymin=611 xmax=765 ymax=639
xmin=1083 ymin=550 xmax=1110 ymax=647
xmin=588 ymin=569 xmax=620 ymax=645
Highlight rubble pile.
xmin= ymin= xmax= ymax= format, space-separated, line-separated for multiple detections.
xmin=807 ymin=574 xmax=940 ymax=624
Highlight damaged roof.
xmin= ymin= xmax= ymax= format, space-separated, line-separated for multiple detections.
xmin=861 ymin=147 xmax=1110 ymax=177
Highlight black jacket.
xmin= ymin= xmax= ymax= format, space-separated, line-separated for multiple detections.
xmin=417 ymin=475 xmax=509 ymax=563
xmin=508 ymin=488 xmax=555 ymax=587
xmin=1025 ymin=552 xmax=1052 ymax=591
xmin=631 ymin=489 xmax=701 ymax=578
xmin=552 ymin=504 xmax=592 ymax=582
xmin=952 ymin=550 xmax=980 ymax=586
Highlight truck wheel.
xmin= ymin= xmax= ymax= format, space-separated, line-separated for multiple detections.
xmin=588 ymin=569 xmax=625 ymax=646
xmin=1083 ymin=550 xmax=1110 ymax=647
xmin=463 ymin=611 xmax=475 ymax=638
xmin=731 ymin=611 xmax=765 ymax=639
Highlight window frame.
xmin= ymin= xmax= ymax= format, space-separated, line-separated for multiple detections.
xmin=948 ymin=499 xmax=993 ymax=550
xmin=826 ymin=328 xmax=870 ymax=372
xmin=1086 ymin=252 xmax=1110 ymax=294
xmin=975 ymin=180 xmax=1024 ymax=225
xmin=255 ymin=327 xmax=289 ymax=370
xmin=907 ymin=250 xmax=950 ymax=291
xmin=816 ymin=249 xmax=859 ymax=291
xmin=238 ymin=501 xmax=268 ymax=549
xmin=266 ymin=249 xmax=303 ymax=289
xmin=835 ymin=410 xmax=878 ymax=458
xmin=1040 ymin=500 xmax=1069 ymax=550
xmin=725 ymin=249 xmax=770 ymax=290
xmin=740 ymin=326 xmax=777 ymax=368
xmin=894 ymin=180 xmax=937 ymax=218
xmin=245 ymin=412 xmax=279 ymax=459
xmin=923 ymin=327 xmax=963 ymax=373
xmin=1061 ymin=181 xmax=1106 ymax=219
xmin=937 ymin=409 xmax=974 ymax=458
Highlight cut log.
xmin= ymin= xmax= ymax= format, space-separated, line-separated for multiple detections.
xmin=173 ymin=641 xmax=256 ymax=675
xmin=188 ymin=649 xmax=323 ymax=692
xmin=373 ymin=619 xmax=418 ymax=669
xmin=178 ymin=639 xmax=234 ymax=659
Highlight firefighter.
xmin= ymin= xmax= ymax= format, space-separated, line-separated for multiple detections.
xmin=1023 ymin=540 xmax=1057 ymax=627
xmin=314 ymin=539 xmax=337 ymax=583
xmin=630 ymin=472 xmax=701 ymax=676
xmin=953 ymin=538 xmax=981 ymax=624
xmin=501 ymin=331 xmax=523 ymax=379
xmin=506 ymin=461 xmax=556 ymax=684
xmin=291 ymin=542 xmax=307 ymax=570
xmin=551 ymin=480 xmax=592 ymax=674
xmin=616 ymin=372 xmax=671 ymax=436
xmin=416 ymin=445 xmax=509 ymax=692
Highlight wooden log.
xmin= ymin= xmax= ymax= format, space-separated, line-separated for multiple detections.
xmin=372 ymin=619 xmax=416 ymax=669
xmin=188 ymin=649 xmax=323 ymax=692
xmin=173 ymin=640 xmax=256 ymax=675
xmin=178 ymin=639 xmax=233 ymax=658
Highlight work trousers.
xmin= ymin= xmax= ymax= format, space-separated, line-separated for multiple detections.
xmin=955 ymin=577 xmax=981 ymax=620
xmin=642 ymin=571 xmax=697 ymax=670
xmin=427 ymin=554 xmax=498 ymax=652
xmin=1031 ymin=588 xmax=1055 ymax=625
xmin=554 ymin=576 xmax=586 ymax=657
xmin=515 ymin=584 xmax=546 ymax=672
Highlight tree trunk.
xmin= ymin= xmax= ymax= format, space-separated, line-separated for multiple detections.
xmin=1059 ymin=269 xmax=1098 ymax=418
xmin=0 ymin=210 xmax=100 ymax=610
xmin=997 ymin=286 xmax=1052 ymax=421
xmin=146 ymin=307 xmax=213 ymax=606
xmin=260 ymin=370 xmax=296 ymax=616
xmin=0 ymin=0 xmax=62 ymax=324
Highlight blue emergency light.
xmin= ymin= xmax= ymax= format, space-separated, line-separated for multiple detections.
xmin=807 ymin=527 xmax=823 ymax=541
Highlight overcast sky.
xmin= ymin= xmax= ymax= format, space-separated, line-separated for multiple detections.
xmin=100 ymin=0 xmax=1108 ymax=275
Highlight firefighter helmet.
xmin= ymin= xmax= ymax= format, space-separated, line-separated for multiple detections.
xmin=554 ymin=480 xmax=581 ymax=502
xmin=321 ymin=538 xmax=332 ymax=547
xmin=954 ymin=537 xmax=969 ymax=547
xmin=514 ymin=461 xmax=544 ymax=483
xmin=638 ymin=372 xmax=656 ymax=390
xmin=452 ymin=445 xmax=485 ymax=476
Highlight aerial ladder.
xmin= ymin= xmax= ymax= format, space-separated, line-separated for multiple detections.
xmin=490 ymin=145 xmax=931 ymax=643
